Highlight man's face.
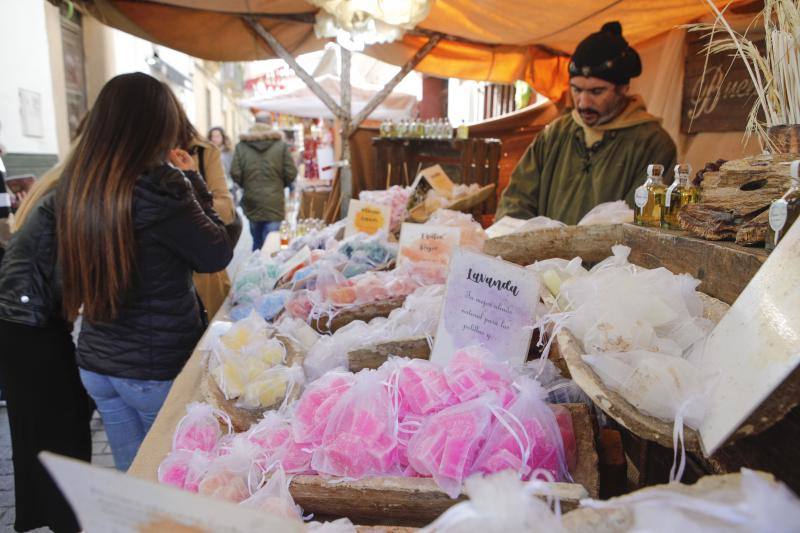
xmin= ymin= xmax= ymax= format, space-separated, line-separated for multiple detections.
xmin=570 ymin=77 xmax=629 ymax=126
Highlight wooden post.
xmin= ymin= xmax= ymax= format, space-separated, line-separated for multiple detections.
xmin=340 ymin=46 xmax=353 ymax=215
xmin=347 ymin=34 xmax=442 ymax=135
xmin=242 ymin=16 xmax=345 ymax=120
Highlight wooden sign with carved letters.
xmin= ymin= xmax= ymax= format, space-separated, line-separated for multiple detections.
xmin=681 ymin=33 xmax=765 ymax=133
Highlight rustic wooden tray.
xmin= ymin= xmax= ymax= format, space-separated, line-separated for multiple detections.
xmin=288 ymin=403 xmax=598 ymax=527
xmin=202 ymin=335 xmax=304 ymax=432
xmin=555 ymin=294 xmax=729 ymax=453
xmin=311 ymin=297 xmax=407 ymax=333
xmin=348 ymin=337 xmax=431 ymax=372
xmin=407 ymin=184 xmax=495 ymax=223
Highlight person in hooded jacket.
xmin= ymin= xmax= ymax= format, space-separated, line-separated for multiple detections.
xmin=231 ymin=121 xmax=298 ymax=251
xmin=0 ymin=73 xmax=233 ymax=485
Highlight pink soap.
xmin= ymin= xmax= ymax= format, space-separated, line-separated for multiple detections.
xmin=248 ymin=414 xmax=313 ymax=474
xmin=472 ymin=379 xmax=569 ymax=482
xmin=172 ymin=402 xmax=224 ymax=453
xmin=292 ymin=371 xmax=355 ymax=445
xmin=398 ymin=360 xmax=456 ymax=416
xmin=157 ymin=449 xmax=211 ymax=493
xmin=311 ymin=371 xmax=400 ymax=478
xmin=285 ymin=291 xmax=314 ymax=320
xmin=406 ymin=395 xmax=497 ymax=498
xmin=445 ymin=348 xmax=516 ymax=406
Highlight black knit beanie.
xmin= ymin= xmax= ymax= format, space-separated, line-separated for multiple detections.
xmin=569 ymin=21 xmax=642 ymax=85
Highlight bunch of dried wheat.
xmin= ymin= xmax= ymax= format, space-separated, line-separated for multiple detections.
xmin=687 ymin=0 xmax=800 ymax=150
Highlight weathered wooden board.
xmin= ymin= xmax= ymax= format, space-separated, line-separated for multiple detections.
xmin=621 ymin=225 xmax=767 ymax=306
xmin=312 ymin=297 xmax=407 ymax=333
xmin=557 ymin=294 xmax=729 ymax=453
xmin=407 ymin=184 xmax=496 ymax=223
xmin=348 ymin=337 xmax=431 ymax=372
xmin=289 ymin=403 xmax=598 ymax=527
xmin=483 ymin=224 xmax=623 ymax=266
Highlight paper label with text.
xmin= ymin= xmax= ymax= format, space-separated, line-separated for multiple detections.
xmin=397 ymin=223 xmax=461 ymax=266
xmin=430 ymin=248 xmax=541 ymax=365
xmin=345 ymin=199 xmax=392 ymax=237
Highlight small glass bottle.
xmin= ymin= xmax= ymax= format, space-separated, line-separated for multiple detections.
xmin=634 ymin=164 xmax=666 ymax=227
xmin=662 ymin=163 xmax=699 ymax=230
xmin=456 ymin=120 xmax=469 ymax=140
xmin=414 ymin=118 xmax=425 ymax=138
xmin=766 ymin=160 xmax=800 ymax=252
xmin=279 ymin=220 xmax=290 ymax=249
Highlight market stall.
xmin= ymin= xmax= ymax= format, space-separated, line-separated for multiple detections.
xmin=53 ymin=0 xmax=800 ymax=530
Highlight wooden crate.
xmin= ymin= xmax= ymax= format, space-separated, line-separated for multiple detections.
xmin=289 ymin=403 xmax=598 ymax=527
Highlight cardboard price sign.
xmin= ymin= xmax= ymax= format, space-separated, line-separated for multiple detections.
xmin=430 ymin=248 xmax=541 ymax=366
xmin=345 ymin=199 xmax=392 ymax=237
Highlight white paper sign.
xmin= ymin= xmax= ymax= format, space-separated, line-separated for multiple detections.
xmin=430 ymin=248 xmax=541 ymax=366
xmin=697 ymin=220 xmax=800 ymax=454
xmin=344 ymin=199 xmax=392 ymax=237
xmin=39 ymin=452 xmax=302 ymax=533
xmin=485 ymin=216 xmax=527 ymax=239
xmin=397 ymin=223 xmax=461 ymax=266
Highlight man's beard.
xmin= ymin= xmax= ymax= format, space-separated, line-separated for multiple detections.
xmin=578 ymin=96 xmax=629 ymax=126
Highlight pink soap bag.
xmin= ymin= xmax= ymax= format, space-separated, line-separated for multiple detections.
xmin=172 ymin=402 xmax=232 ymax=453
xmin=472 ymin=378 xmax=570 ymax=482
xmin=445 ymin=347 xmax=516 ymax=406
xmin=157 ymin=449 xmax=212 ymax=492
xmin=247 ymin=412 xmax=313 ymax=475
xmin=398 ymin=359 xmax=456 ymax=417
xmin=292 ymin=370 xmax=356 ymax=445
xmin=406 ymin=394 xmax=499 ymax=498
xmin=311 ymin=370 xmax=400 ymax=479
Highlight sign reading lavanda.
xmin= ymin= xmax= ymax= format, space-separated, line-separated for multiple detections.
xmin=430 ymin=248 xmax=540 ymax=366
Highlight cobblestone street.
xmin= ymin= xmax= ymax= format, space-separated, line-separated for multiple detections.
xmin=0 ymin=409 xmax=113 ymax=532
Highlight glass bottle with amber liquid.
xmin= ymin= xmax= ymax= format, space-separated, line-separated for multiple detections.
xmin=634 ymin=164 xmax=666 ymax=227
xmin=766 ymin=160 xmax=800 ymax=252
xmin=662 ymin=163 xmax=699 ymax=230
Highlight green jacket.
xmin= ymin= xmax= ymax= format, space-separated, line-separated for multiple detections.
xmin=496 ymin=110 xmax=677 ymax=225
xmin=231 ymin=130 xmax=298 ymax=222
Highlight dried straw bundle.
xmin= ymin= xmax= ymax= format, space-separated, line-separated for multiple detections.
xmin=687 ymin=0 xmax=800 ymax=150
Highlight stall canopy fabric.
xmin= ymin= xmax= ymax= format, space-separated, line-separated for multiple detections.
xmin=238 ymin=47 xmax=419 ymax=119
xmin=73 ymin=0 xmax=742 ymax=101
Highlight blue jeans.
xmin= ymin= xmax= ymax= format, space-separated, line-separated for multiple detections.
xmin=250 ymin=220 xmax=281 ymax=251
xmin=79 ymin=369 xmax=173 ymax=471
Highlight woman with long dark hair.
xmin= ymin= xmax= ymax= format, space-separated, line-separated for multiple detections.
xmin=58 ymin=73 xmax=233 ymax=472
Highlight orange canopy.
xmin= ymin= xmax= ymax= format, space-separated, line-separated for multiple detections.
xmin=76 ymin=0 xmax=740 ymax=101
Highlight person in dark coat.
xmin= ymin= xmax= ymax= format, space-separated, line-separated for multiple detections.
xmin=231 ymin=122 xmax=298 ymax=250
xmin=0 ymin=187 xmax=94 ymax=533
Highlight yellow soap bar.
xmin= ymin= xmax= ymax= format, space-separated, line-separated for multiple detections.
xmin=242 ymin=375 xmax=288 ymax=409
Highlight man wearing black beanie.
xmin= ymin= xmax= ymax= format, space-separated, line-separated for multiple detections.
xmin=497 ymin=22 xmax=677 ymax=225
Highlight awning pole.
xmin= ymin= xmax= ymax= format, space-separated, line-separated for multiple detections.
xmin=340 ymin=46 xmax=353 ymax=215
xmin=347 ymin=34 xmax=442 ymax=135
xmin=242 ymin=16 xmax=345 ymax=119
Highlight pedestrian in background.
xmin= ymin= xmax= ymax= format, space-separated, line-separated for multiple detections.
xmin=231 ymin=121 xmax=297 ymax=251
xmin=59 ymin=73 xmax=232 ymax=473
xmin=208 ymin=126 xmax=237 ymax=200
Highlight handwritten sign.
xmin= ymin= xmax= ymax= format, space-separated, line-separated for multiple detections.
xmin=345 ymin=199 xmax=392 ymax=237
xmin=430 ymin=248 xmax=541 ymax=366
xmin=411 ymin=164 xmax=455 ymax=195
xmin=681 ymin=33 xmax=765 ymax=133
xmin=39 ymin=452 xmax=301 ymax=533
xmin=397 ymin=223 xmax=461 ymax=266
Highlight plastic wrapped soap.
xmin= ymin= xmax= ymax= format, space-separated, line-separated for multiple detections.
xmin=407 ymin=394 xmax=499 ymax=498
xmin=445 ymin=347 xmax=516 ymax=406
xmin=398 ymin=359 xmax=457 ymax=417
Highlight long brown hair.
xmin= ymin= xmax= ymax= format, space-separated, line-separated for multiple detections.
xmin=57 ymin=73 xmax=180 ymax=322
xmin=207 ymin=126 xmax=232 ymax=152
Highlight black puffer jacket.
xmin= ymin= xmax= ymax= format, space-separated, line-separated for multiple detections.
xmin=0 ymin=190 xmax=63 ymax=327
xmin=76 ymin=165 xmax=233 ymax=381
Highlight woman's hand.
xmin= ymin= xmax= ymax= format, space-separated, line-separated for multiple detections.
xmin=168 ymin=148 xmax=197 ymax=172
